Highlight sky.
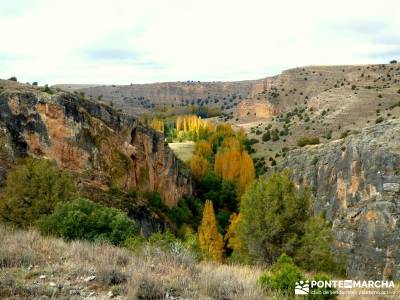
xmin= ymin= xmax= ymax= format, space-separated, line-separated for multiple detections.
xmin=0 ymin=0 xmax=399 ymax=85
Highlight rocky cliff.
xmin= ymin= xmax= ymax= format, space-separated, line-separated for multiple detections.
xmin=235 ymin=99 xmax=279 ymax=120
xmin=280 ymin=120 xmax=400 ymax=280
xmin=55 ymin=80 xmax=259 ymax=116
xmin=0 ymin=80 xmax=192 ymax=207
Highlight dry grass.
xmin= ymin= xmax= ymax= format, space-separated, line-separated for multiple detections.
xmin=168 ymin=142 xmax=195 ymax=162
xmin=0 ymin=225 xmax=267 ymax=299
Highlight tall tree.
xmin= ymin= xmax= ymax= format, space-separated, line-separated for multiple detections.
xmin=237 ymin=171 xmax=311 ymax=263
xmin=198 ymin=200 xmax=224 ymax=262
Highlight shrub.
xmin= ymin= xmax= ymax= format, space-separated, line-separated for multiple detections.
xmin=41 ymin=84 xmax=54 ymax=94
xmin=258 ymin=253 xmax=304 ymax=296
xmin=340 ymin=130 xmax=350 ymax=139
xmin=297 ymin=136 xmax=320 ymax=147
xmin=8 ymin=76 xmax=17 ymax=81
xmin=0 ymin=158 xmax=77 ymax=227
xmin=271 ymin=129 xmax=279 ymax=141
xmin=375 ymin=116 xmax=384 ymax=124
xmin=262 ymin=131 xmax=271 ymax=142
xmin=38 ymin=198 xmax=138 ymax=246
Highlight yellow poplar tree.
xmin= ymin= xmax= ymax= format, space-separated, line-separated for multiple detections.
xmin=214 ymin=149 xmax=255 ymax=197
xmin=198 ymin=200 xmax=224 ymax=262
xmin=225 ymin=213 xmax=242 ymax=251
xmin=238 ymin=151 xmax=255 ymax=196
xmin=190 ymin=154 xmax=210 ymax=179
xmin=195 ymin=140 xmax=212 ymax=157
xmin=150 ymin=118 xmax=164 ymax=132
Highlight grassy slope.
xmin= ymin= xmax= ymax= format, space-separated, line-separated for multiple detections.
xmin=168 ymin=142 xmax=195 ymax=163
xmin=0 ymin=225 xmax=266 ymax=300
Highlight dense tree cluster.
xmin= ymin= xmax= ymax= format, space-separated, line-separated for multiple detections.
xmin=0 ymin=158 xmax=77 ymax=227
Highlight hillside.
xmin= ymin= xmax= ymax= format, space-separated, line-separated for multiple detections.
xmin=239 ymin=64 xmax=400 ymax=164
xmin=54 ymin=80 xmax=260 ymax=117
xmin=0 ymin=225 xmax=265 ymax=299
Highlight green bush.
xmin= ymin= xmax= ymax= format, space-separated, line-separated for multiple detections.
xmin=258 ymin=253 xmax=304 ymax=295
xmin=262 ymin=130 xmax=271 ymax=142
xmin=297 ymin=136 xmax=320 ymax=147
xmin=38 ymin=198 xmax=137 ymax=245
xmin=296 ymin=214 xmax=345 ymax=275
xmin=375 ymin=116 xmax=384 ymax=124
xmin=0 ymin=158 xmax=77 ymax=227
xmin=147 ymin=230 xmax=177 ymax=249
xmin=271 ymin=129 xmax=279 ymax=141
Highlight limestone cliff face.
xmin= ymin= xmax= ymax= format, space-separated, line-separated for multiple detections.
xmin=236 ymin=99 xmax=278 ymax=120
xmin=280 ymin=120 xmax=400 ymax=279
xmin=0 ymin=85 xmax=192 ymax=207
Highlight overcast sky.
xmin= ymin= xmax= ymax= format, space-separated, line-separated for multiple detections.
xmin=1 ymin=0 xmax=399 ymax=85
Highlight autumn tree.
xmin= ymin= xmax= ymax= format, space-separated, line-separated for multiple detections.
xmin=195 ymin=140 xmax=212 ymax=158
xmin=150 ymin=118 xmax=164 ymax=132
xmin=198 ymin=200 xmax=224 ymax=262
xmin=214 ymin=148 xmax=255 ymax=196
xmin=175 ymin=115 xmax=214 ymax=141
xmin=190 ymin=154 xmax=210 ymax=179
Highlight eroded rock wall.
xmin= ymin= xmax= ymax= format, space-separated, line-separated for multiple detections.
xmin=281 ymin=120 xmax=400 ymax=279
xmin=0 ymin=88 xmax=192 ymax=206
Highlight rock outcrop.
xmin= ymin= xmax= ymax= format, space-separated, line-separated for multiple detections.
xmin=236 ymin=99 xmax=278 ymax=120
xmin=281 ymin=120 xmax=400 ymax=279
xmin=0 ymin=82 xmax=192 ymax=207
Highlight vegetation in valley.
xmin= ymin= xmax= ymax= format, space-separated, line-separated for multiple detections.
xmin=0 ymin=112 xmax=345 ymax=299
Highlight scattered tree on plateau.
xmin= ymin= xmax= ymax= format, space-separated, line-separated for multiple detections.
xmin=198 ymin=200 xmax=224 ymax=262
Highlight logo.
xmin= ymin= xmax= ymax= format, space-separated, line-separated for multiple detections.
xmin=295 ymin=280 xmax=309 ymax=295
xmin=295 ymin=280 xmax=395 ymax=296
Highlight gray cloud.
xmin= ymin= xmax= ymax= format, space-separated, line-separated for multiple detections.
xmin=85 ymin=49 xmax=141 ymax=61
xmin=359 ymin=48 xmax=400 ymax=60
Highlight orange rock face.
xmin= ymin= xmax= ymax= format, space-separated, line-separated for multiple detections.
xmin=236 ymin=100 xmax=278 ymax=120
xmin=0 ymin=91 xmax=192 ymax=206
